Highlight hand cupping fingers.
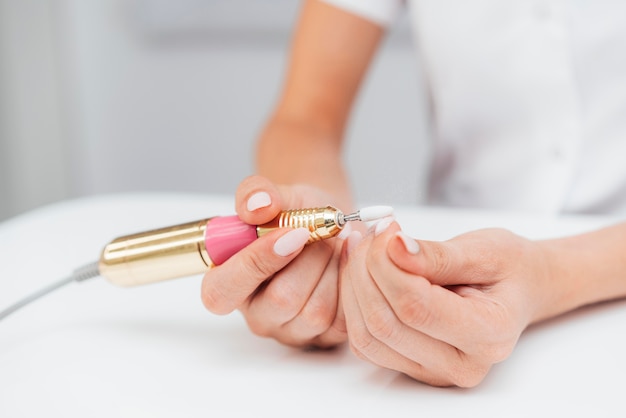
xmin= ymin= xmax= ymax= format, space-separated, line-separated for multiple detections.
xmin=384 ymin=228 xmax=530 ymax=354
xmin=342 ymin=277 xmax=448 ymax=387
xmin=342 ymin=229 xmax=489 ymax=387
xmin=367 ymin=227 xmax=486 ymax=353
xmin=368 ymin=225 xmax=523 ymax=363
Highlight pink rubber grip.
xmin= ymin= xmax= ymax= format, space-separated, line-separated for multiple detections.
xmin=204 ymin=216 xmax=258 ymax=265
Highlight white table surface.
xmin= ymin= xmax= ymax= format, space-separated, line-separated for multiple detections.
xmin=1 ymin=192 xmax=625 ymax=417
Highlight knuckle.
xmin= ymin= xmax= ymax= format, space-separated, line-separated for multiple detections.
xmin=445 ymin=356 xmax=490 ymax=388
xmin=429 ymin=243 xmax=453 ymax=277
xmin=245 ymin=315 xmax=271 ymax=337
xmin=485 ymin=344 xmax=514 ymax=364
xmin=395 ymin=290 xmax=433 ymax=329
xmin=348 ymin=327 xmax=377 ymax=356
xmin=348 ymin=341 xmax=369 ymax=362
xmin=473 ymin=306 xmax=519 ymax=363
xmin=328 ymin=314 xmax=348 ymax=336
xmin=264 ymin=280 xmax=299 ymax=313
xmin=299 ymin=297 xmax=336 ymax=334
xmin=364 ymin=307 xmax=397 ymax=342
xmin=241 ymin=250 xmax=279 ymax=280
xmin=456 ymin=329 xmax=515 ymax=367
xmin=451 ymin=366 xmax=489 ymax=388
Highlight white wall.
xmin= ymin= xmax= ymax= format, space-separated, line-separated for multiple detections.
xmin=0 ymin=0 xmax=71 ymax=220
xmin=0 ymin=0 xmax=429 ymax=221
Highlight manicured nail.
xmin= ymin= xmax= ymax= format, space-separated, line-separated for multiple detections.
xmin=395 ymin=231 xmax=420 ymax=254
xmin=364 ymin=220 xmax=377 ymax=233
xmin=337 ymin=222 xmax=352 ymax=240
xmin=374 ymin=216 xmax=395 ymax=236
xmin=246 ymin=191 xmax=272 ymax=211
xmin=346 ymin=231 xmax=363 ymax=254
xmin=273 ymin=228 xmax=311 ymax=257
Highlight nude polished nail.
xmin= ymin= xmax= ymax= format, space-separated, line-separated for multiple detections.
xmin=247 ymin=192 xmax=272 ymax=211
xmin=395 ymin=231 xmax=420 ymax=254
xmin=374 ymin=216 xmax=395 ymax=236
xmin=273 ymin=228 xmax=311 ymax=257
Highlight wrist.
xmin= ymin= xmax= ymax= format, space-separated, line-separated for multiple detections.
xmin=530 ymin=239 xmax=586 ymax=323
xmin=531 ymin=224 xmax=626 ymax=323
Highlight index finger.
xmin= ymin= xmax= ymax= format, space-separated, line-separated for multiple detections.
xmin=201 ymin=227 xmax=311 ymax=314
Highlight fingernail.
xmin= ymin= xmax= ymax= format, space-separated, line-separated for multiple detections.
xmin=374 ymin=216 xmax=395 ymax=236
xmin=273 ymin=228 xmax=311 ymax=257
xmin=395 ymin=231 xmax=420 ymax=254
xmin=246 ymin=191 xmax=271 ymax=211
xmin=346 ymin=231 xmax=363 ymax=254
xmin=364 ymin=220 xmax=377 ymax=233
xmin=337 ymin=222 xmax=352 ymax=240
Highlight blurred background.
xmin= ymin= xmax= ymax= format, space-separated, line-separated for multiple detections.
xmin=0 ymin=0 xmax=429 ymax=222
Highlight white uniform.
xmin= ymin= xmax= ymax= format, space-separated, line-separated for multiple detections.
xmin=323 ymin=0 xmax=626 ymax=215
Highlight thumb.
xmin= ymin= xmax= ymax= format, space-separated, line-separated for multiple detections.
xmin=387 ymin=231 xmax=483 ymax=287
xmin=234 ymin=175 xmax=283 ymax=225
xmin=234 ymin=175 xmax=332 ymax=225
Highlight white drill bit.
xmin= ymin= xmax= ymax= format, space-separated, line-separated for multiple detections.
xmin=340 ymin=205 xmax=394 ymax=225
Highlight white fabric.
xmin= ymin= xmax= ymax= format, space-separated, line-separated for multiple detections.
xmin=324 ymin=0 xmax=626 ymax=216
xmin=321 ymin=0 xmax=404 ymax=26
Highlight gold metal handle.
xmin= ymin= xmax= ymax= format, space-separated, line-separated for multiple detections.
xmin=99 ymin=218 xmax=214 ymax=287
xmin=99 ymin=206 xmax=347 ymax=287
xmin=257 ymin=206 xmax=342 ymax=241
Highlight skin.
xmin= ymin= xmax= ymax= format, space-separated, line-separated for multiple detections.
xmin=201 ymin=0 xmax=626 ymax=387
xmin=202 ymin=0 xmax=381 ymax=347
xmin=342 ymin=221 xmax=626 ymax=387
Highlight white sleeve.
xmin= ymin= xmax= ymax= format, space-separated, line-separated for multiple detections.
xmin=320 ymin=0 xmax=405 ymax=26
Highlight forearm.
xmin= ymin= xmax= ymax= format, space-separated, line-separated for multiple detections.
xmin=533 ymin=221 xmax=626 ymax=322
xmin=252 ymin=0 xmax=384 ymax=213
xmin=256 ymin=114 xmax=354 ymax=211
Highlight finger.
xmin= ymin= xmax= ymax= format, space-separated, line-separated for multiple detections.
xmin=242 ymin=240 xmax=334 ymax=341
xmin=234 ymin=175 xmax=284 ymax=225
xmin=201 ymin=227 xmax=311 ymax=314
xmin=305 ymin=229 xmax=356 ymax=348
xmin=282 ymin=231 xmax=354 ymax=348
xmin=351 ymin=228 xmax=467 ymax=376
xmin=369 ymin=227 xmax=512 ymax=359
xmin=388 ymin=231 xmax=496 ymax=287
xmin=313 ymin=292 xmax=348 ymax=348
xmin=341 ymin=233 xmax=454 ymax=386
xmin=235 ymin=175 xmax=333 ymax=225
xmin=277 ymin=242 xmax=343 ymax=347
xmin=340 ymin=233 xmax=399 ymax=362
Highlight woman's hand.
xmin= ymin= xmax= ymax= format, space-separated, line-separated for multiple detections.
xmin=341 ymin=220 xmax=551 ymax=387
xmin=201 ymin=175 xmax=349 ymax=348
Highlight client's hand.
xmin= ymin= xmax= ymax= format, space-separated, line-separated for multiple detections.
xmin=341 ymin=221 xmax=551 ymax=387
